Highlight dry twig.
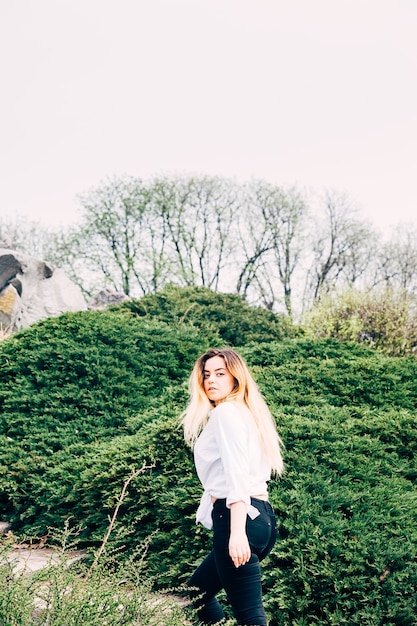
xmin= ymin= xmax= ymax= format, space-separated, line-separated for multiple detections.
xmin=86 ymin=462 xmax=153 ymax=579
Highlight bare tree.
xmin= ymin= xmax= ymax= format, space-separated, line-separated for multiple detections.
xmin=340 ymin=225 xmax=379 ymax=287
xmin=305 ymin=190 xmax=375 ymax=306
xmin=235 ymin=185 xmax=274 ymax=299
xmin=373 ymin=223 xmax=417 ymax=294
xmin=237 ymin=181 xmax=307 ymax=317
xmin=0 ymin=215 xmax=59 ymax=260
xmin=77 ymin=177 xmax=150 ymax=295
xmin=269 ymin=186 xmax=307 ymax=317
xmin=61 ymin=176 xmax=174 ymax=297
xmin=150 ymin=175 xmax=239 ymax=290
xmin=11 ymin=176 xmax=414 ymax=321
xmin=46 ymin=175 xmax=238 ymax=297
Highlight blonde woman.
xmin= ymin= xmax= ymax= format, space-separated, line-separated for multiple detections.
xmin=183 ymin=348 xmax=284 ymax=626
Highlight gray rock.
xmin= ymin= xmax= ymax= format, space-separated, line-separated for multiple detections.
xmin=0 ymin=253 xmax=22 ymax=289
xmin=88 ymin=288 xmax=130 ymax=310
xmin=0 ymin=248 xmax=87 ymax=331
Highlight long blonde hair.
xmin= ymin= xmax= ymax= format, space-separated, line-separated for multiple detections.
xmin=182 ymin=348 xmax=284 ymax=476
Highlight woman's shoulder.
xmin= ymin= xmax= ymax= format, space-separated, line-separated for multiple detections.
xmin=211 ymin=401 xmax=251 ymax=421
xmin=211 ymin=402 xmax=256 ymax=439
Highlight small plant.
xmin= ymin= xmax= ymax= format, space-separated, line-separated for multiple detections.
xmin=0 ymin=538 xmax=35 ymax=624
xmin=0 ymin=478 xmax=191 ymax=626
xmin=0 ymin=536 xmax=191 ymax=625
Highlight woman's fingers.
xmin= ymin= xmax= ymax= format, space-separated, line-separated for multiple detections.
xmin=230 ymin=549 xmax=251 ymax=568
xmin=229 ymin=531 xmax=251 ymax=567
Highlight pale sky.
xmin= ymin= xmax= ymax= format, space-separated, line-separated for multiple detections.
xmin=1 ymin=0 xmax=416 ymax=233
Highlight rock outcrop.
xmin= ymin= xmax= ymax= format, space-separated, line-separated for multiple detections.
xmin=0 ymin=248 xmax=87 ymax=332
xmin=88 ymin=288 xmax=130 ymax=310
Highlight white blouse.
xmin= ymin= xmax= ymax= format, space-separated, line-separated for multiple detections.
xmin=193 ymin=401 xmax=272 ymax=529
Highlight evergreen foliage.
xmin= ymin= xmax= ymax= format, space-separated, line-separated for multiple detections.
xmin=0 ymin=301 xmax=416 ymax=624
xmin=0 ymin=309 xmax=218 ymax=523
xmin=121 ymin=284 xmax=295 ymax=345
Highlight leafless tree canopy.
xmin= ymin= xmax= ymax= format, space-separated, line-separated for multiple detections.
xmin=3 ymin=175 xmax=416 ymax=319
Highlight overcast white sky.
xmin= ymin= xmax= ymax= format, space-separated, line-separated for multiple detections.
xmin=1 ymin=0 xmax=416 ymax=233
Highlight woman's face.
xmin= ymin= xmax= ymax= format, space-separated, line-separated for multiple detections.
xmin=202 ymin=355 xmax=236 ymax=406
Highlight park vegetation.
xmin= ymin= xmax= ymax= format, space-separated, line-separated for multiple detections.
xmin=1 ymin=286 xmax=416 ymax=625
xmin=2 ymin=174 xmax=417 ymax=324
xmin=1 ymin=175 xmax=416 ymax=623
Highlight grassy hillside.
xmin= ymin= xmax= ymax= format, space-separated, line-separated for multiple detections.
xmin=0 ymin=297 xmax=416 ymax=625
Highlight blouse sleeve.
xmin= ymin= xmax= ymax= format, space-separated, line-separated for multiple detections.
xmin=211 ymin=402 xmax=251 ymax=509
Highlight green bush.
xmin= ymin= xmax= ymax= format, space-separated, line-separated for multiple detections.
xmin=242 ymin=338 xmax=417 ymax=410
xmin=266 ymin=405 xmax=417 ymax=625
xmin=121 ymin=284 xmax=296 ymax=346
xmin=1 ymin=310 xmax=417 ymax=624
xmin=303 ymin=287 xmax=417 ymax=356
xmin=0 ymin=309 xmax=217 ymax=522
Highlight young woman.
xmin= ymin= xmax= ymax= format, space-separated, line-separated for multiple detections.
xmin=182 ymin=348 xmax=284 ymax=625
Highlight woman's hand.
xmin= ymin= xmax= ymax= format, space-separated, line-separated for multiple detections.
xmin=229 ymin=531 xmax=251 ymax=568
xmin=229 ymin=501 xmax=251 ymax=567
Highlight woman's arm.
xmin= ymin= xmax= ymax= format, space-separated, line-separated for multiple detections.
xmin=211 ymin=404 xmax=252 ymax=566
xmin=229 ymin=500 xmax=251 ymax=568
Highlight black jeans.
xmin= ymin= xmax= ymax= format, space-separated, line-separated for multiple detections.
xmin=188 ymin=497 xmax=278 ymax=625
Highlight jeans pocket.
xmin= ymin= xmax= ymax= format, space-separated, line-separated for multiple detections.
xmin=246 ymin=511 xmax=272 ymax=552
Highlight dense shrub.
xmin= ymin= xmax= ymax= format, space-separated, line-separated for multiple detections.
xmin=303 ymin=287 xmax=417 ymax=356
xmin=1 ymin=310 xmax=417 ymax=624
xmin=0 ymin=309 xmax=218 ymax=521
xmin=266 ymin=405 xmax=417 ymax=625
xmin=120 ymin=284 xmax=296 ymax=346
xmin=242 ymin=338 xmax=417 ymax=410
